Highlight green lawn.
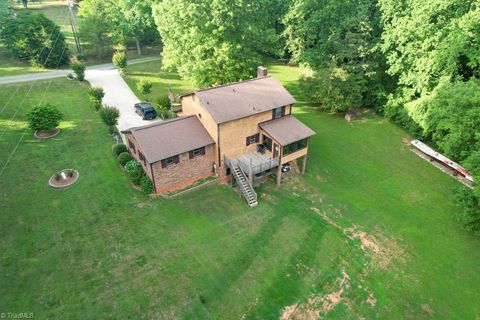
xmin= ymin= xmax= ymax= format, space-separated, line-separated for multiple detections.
xmin=123 ymin=60 xmax=194 ymax=103
xmin=0 ymin=64 xmax=479 ymax=319
xmin=0 ymin=43 xmax=48 ymax=77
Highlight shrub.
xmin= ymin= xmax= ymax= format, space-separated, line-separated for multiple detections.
xmin=88 ymin=87 xmax=105 ymax=103
xmin=26 ymin=104 xmax=63 ymax=132
xmin=99 ymin=105 xmax=120 ymax=126
xmin=138 ymin=79 xmax=152 ymax=96
xmin=108 ymin=125 xmax=118 ymax=135
xmin=93 ymin=101 xmax=102 ymax=111
xmin=112 ymin=143 xmax=127 ymax=156
xmin=157 ymin=96 xmax=172 ymax=110
xmin=454 ymin=186 xmax=480 ymax=236
xmin=66 ymin=169 xmax=75 ymax=178
xmin=112 ymin=51 xmax=127 ymax=73
xmin=117 ymin=152 xmax=133 ymax=166
xmin=72 ymin=62 xmax=86 ymax=81
xmin=76 ymin=54 xmax=87 ymax=63
xmin=0 ymin=11 xmax=69 ymax=68
xmin=140 ymin=175 xmax=154 ymax=194
xmin=125 ymin=160 xmax=144 ymax=185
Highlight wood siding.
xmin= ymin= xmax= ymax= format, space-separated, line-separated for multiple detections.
xmin=218 ymin=110 xmax=275 ymax=165
xmin=180 ymin=94 xmax=219 ymax=160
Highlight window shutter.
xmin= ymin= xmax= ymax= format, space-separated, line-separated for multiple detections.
xmin=246 ymin=136 xmax=250 ymax=146
xmin=255 ymin=133 xmax=259 ymax=143
xmin=161 ymin=159 xmax=166 ymax=168
xmin=272 ymin=109 xmax=276 ymax=119
xmin=189 ymin=150 xmax=194 ymax=159
xmin=174 ymin=155 xmax=180 ymax=164
xmin=281 ymin=106 xmax=286 ymax=116
xmin=201 ymin=147 xmax=205 ymax=155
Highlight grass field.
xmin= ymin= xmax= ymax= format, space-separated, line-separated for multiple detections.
xmin=123 ymin=60 xmax=194 ymax=103
xmin=1 ymin=63 xmax=479 ymax=319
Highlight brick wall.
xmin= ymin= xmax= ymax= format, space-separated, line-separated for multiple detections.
xmin=124 ymin=132 xmax=153 ymax=179
xmin=151 ymin=144 xmax=215 ymax=193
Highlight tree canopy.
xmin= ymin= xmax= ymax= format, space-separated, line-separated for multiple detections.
xmin=78 ymin=0 xmax=158 ymax=57
xmin=0 ymin=11 xmax=69 ymax=68
xmin=153 ymin=0 xmax=282 ymax=87
xmin=283 ymin=0 xmax=390 ymax=112
xmin=378 ymin=0 xmax=480 ymax=233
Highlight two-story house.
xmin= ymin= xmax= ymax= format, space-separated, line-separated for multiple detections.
xmin=123 ymin=68 xmax=315 ymax=205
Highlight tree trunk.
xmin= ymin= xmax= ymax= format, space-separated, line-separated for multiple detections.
xmin=96 ymin=44 xmax=102 ymax=59
xmin=22 ymin=0 xmax=28 ymax=8
xmin=135 ymin=38 xmax=141 ymax=56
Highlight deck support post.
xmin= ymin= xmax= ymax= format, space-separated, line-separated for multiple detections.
xmin=302 ymin=154 xmax=308 ymax=175
xmin=276 ymin=165 xmax=282 ymax=186
xmin=248 ymin=158 xmax=253 ymax=186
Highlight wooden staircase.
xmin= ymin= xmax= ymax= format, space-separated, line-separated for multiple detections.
xmin=232 ymin=164 xmax=258 ymax=207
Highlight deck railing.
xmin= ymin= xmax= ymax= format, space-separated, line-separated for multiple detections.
xmin=237 ymin=156 xmax=279 ymax=176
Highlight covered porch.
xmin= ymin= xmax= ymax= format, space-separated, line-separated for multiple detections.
xmin=259 ymin=115 xmax=316 ymax=185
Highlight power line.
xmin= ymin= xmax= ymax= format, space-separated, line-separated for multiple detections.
xmin=0 ymin=8 xmax=71 ymax=177
xmin=0 ymin=5 xmax=70 ymax=140
xmin=0 ymin=4 xmax=69 ymax=116
xmin=0 ymin=45 xmax=68 ymax=177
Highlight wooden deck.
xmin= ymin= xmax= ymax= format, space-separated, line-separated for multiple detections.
xmin=237 ymin=151 xmax=279 ymax=175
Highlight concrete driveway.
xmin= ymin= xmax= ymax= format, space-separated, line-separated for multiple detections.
xmin=85 ymin=66 xmax=160 ymax=134
xmin=0 ymin=56 xmax=162 ymax=138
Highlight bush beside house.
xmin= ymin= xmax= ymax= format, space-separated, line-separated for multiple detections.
xmin=117 ymin=152 xmax=133 ymax=166
xmin=112 ymin=143 xmax=127 ymax=156
xmin=119 ymin=158 xmax=154 ymax=194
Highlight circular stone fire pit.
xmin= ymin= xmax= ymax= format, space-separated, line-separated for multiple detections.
xmin=48 ymin=169 xmax=79 ymax=188
xmin=35 ymin=128 xmax=60 ymax=139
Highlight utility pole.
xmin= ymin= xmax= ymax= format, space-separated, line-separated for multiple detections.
xmin=67 ymin=0 xmax=82 ymax=54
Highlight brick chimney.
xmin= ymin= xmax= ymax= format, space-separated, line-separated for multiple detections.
xmin=257 ymin=66 xmax=267 ymax=78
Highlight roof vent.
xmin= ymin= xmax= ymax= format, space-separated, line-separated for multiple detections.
xmin=257 ymin=66 xmax=267 ymax=78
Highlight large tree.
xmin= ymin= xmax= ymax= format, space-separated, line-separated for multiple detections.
xmin=78 ymin=0 xmax=113 ymax=58
xmin=379 ymin=0 xmax=480 ymax=235
xmin=153 ymin=0 xmax=280 ymax=87
xmin=109 ymin=0 xmax=158 ymax=55
xmin=379 ymin=0 xmax=480 ymax=113
xmin=284 ymin=0 xmax=389 ymax=111
xmin=0 ymin=11 xmax=69 ymax=68
xmin=78 ymin=0 xmax=158 ymax=57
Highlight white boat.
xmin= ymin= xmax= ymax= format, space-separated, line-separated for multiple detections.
xmin=411 ymin=140 xmax=474 ymax=183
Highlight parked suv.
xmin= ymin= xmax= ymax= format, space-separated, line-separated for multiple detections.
xmin=134 ymin=102 xmax=157 ymax=120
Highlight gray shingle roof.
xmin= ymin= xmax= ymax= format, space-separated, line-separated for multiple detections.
xmin=259 ymin=115 xmax=316 ymax=146
xmin=183 ymin=76 xmax=296 ymax=124
xmin=122 ymin=116 xmax=214 ymax=163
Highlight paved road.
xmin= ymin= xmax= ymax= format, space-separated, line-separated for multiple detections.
xmin=0 ymin=56 xmax=162 ymax=136
xmin=0 ymin=56 xmax=161 ymax=85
